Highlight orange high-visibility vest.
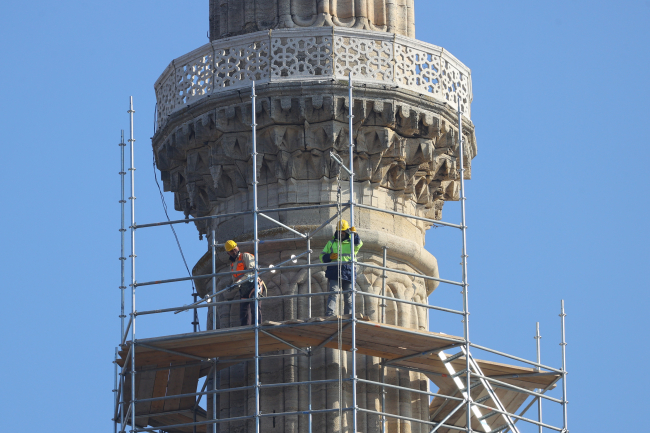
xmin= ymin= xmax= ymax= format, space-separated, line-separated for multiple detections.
xmin=231 ymin=253 xmax=253 ymax=281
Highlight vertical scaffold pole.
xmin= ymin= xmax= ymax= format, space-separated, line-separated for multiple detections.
xmin=119 ymin=129 xmax=126 ymax=431
xmin=212 ymin=229 xmax=217 ymax=433
xmin=535 ymin=322 xmax=542 ymax=433
xmin=307 ymin=238 xmax=313 ymax=433
xmin=348 ymin=72 xmax=358 ymax=433
xmin=120 ymin=130 xmax=126 ymax=340
xmin=128 ymin=96 xmax=136 ymax=433
xmin=560 ymin=300 xmax=568 ymax=432
xmin=456 ymin=98 xmax=471 ymax=432
xmin=251 ymin=81 xmax=261 ymax=433
xmin=381 ymin=246 xmax=387 ymax=433
xmin=113 ymin=348 xmax=118 ymax=433
xmin=381 ymin=247 xmax=387 ymax=324
xmin=308 ymin=351 xmax=313 ymax=433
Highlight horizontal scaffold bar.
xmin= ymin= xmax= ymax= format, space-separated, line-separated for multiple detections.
xmin=361 ymin=291 xmax=464 ymax=315
xmin=131 ymin=360 xmax=208 ymax=374
xmin=136 ymin=267 xmax=244 ymax=287
xmin=133 ymin=384 xmax=250 ymax=404
xmin=358 ymin=262 xmax=464 ymax=286
xmin=215 ymin=237 xmax=306 ymax=248
xmin=125 ymin=376 xmax=459 ymax=409
xmin=354 ymin=203 xmax=462 ymax=229
xmin=136 ymin=260 xmax=462 ymax=288
xmin=468 ymin=372 xmax=562 ymax=404
xmin=136 ymin=289 xmax=461 ymax=318
xmin=357 ymin=407 xmax=466 ymax=432
xmin=135 ymin=203 xmax=338 ymax=229
xmin=135 ymin=291 xmax=334 ymax=316
xmin=135 ymin=209 xmax=252 ymax=229
xmin=135 ymin=203 xmax=458 ymax=232
xmin=470 ymin=343 xmax=563 ymax=374
xmin=356 ymin=378 xmax=464 ymax=401
xmin=471 ymin=400 xmax=563 ymax=432
xmin=133 ymin=408 xmax=199 ymax=420
xmin=133 ymin=408 xmax=352 ymax=432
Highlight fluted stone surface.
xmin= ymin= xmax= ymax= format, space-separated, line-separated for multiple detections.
xmin=209 ymin=0 xmax=415 ymax=40
xmin=152 ymin=3 xmax=475 ymax=432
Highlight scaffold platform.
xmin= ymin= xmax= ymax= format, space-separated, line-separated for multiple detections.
xmin=117 ymin=315 xmax=558 ymax=433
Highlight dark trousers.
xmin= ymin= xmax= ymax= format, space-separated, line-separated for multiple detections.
xmin=239 ymin=281 xmax=262 ymax=326
xmin=326 ymin=279 xmax=353 ymax=316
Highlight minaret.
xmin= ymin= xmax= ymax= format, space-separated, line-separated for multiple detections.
xmin=152 ymin=1 xmax=476 ymax=431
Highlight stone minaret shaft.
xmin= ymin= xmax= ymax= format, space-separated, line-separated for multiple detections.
xmin=153 ymin=1 xmax=476 ymax=431
xmin=209 ymin=0 xmax=415 ymax=39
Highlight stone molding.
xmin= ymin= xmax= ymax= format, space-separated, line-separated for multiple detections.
xmin=154 ymin=27 xmax=472 ymax=130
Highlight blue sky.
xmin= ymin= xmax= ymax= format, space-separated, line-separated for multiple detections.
xmin=0 ymin=1 xmax=647 ymax=431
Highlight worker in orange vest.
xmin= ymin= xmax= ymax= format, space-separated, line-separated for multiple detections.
xmin=225 ymin=240 xmax=262 ymax=326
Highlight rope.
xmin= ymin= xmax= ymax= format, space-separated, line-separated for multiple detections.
xmin=336 ymin=166 xmax=344 ymax=431
xmin=152 ymin=150 xmax=200 ymax=331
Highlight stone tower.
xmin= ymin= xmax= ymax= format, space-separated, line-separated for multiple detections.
xmin=152 ymin=1 xmax=476 ymax=431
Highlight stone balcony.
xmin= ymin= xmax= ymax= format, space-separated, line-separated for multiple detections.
xmin=154 ymin=27 xmax=472 ymax=131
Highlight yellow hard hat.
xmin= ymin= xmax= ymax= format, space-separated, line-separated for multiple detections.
xmin=336 ymin=220 xmax=350 ymax=231
xmin=224 ymin=240 xmax=238 ymax=252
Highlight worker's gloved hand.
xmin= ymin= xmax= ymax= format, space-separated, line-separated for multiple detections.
xmin=330 ymin=253 xmax=339 ymax=260
xmin=349 ymin=226 xmax=357 ymax=232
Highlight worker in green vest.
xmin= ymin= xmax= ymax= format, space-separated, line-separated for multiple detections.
xmin=319 ymin=220 xmax=363 ymax=316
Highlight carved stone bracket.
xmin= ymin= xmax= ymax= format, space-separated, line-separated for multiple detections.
xmin=154 ymin=89 xmax=475 ymax=236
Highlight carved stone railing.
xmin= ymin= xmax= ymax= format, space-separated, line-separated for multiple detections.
xmin=154 ymin=27 xmax=472 ymax=130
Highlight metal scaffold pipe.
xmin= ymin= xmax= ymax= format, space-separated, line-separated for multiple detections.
xmin=120 ymin=129 xmax=126 ymax=341
xmin=307 ymin=237 xmax=313 ymax=433
xmin=211 ymin=229 xmax=217 ymax=433
xmin=381 ymin=246 xmax=387 ymax=433
xmin=560 ymin=300 xmax=568 ymax=432
xmin=251 ymin=81 xmax=261 ymax=433
xmin=536 ymin=322 xmax=542 ymax=433
xmin=348 ymin=72 xmax=358 ymax=433
xmin=118 ymin=128 xmax=126 ymax=432
xmin=113 ymin=348 xmax=118 ymax=433
xmin=381 ymin=247 xmax=387 ymax=323
xmin=128 ymin=96 xmax=136 ymax=433
xmin=456 ymin=97 xmax=472 ymax=433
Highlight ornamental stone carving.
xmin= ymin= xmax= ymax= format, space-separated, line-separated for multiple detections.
xmin=154 ymin=28 xmax=472 ymax=131
xmin=155 ymin=87 xmax=475 ymax=239
xmin=209 ymin=0 xmax=415 ymax=40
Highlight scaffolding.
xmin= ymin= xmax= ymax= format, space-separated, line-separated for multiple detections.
xmin=113 ymin=79 xmax=569 ymax=433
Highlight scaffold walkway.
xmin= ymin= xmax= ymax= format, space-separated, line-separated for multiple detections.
xmin=116 ymin=316 xmax=560 ymax=433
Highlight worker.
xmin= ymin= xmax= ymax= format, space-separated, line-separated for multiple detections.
xmin=319 ymin=220 xmax=363 ymax=316
xmin=225 ymin=240 xmax=263 ymax=326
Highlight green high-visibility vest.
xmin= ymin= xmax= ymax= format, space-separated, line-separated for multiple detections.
xmin=320 ymin=237 xmax=363 ymax=263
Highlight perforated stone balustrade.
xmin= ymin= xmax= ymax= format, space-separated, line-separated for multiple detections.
xmin=155 ymin=27 xmax=472 ymax=130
